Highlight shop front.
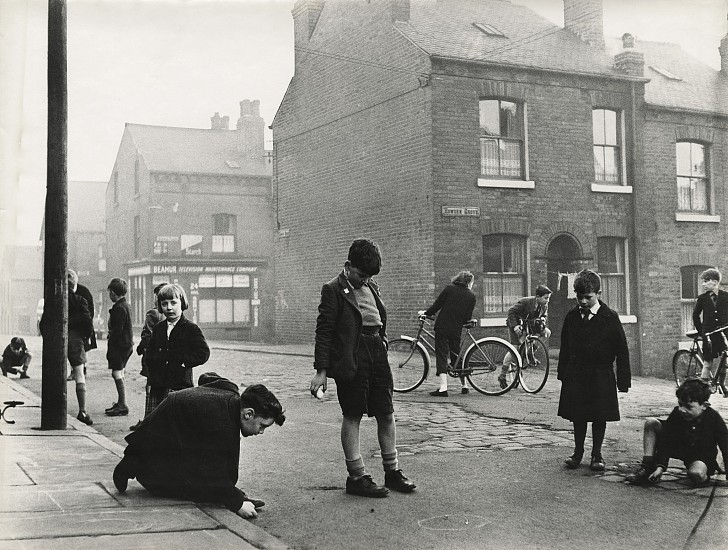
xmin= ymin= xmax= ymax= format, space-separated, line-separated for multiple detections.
xmin=126 ymin=259 xmax=268 ymax=341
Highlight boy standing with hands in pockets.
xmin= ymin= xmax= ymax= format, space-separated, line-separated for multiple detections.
xmin=310 ymin=239 xmax=416 ymax=498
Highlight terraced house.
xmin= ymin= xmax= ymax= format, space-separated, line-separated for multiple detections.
xmin=273 ymin=0 xmax=728 ymax=376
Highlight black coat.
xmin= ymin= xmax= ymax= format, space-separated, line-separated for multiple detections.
xmin=557 ymin=301 xmax=631 ymax=422
xmin=314 ymin=271 xmax=387 ymax=382
xmin=123 ymin=373 xmax=247 ymax=511
xmin=424 ymin=283 xmax=476 ymax=334
xmin=693 ymin=290 xmax=728 ymax=360
xmin=145 ymin=314 xmax=210 ymax=390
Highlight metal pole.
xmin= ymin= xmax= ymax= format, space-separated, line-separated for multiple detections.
xmin=42 ymin=0 xmax=68 ymax=430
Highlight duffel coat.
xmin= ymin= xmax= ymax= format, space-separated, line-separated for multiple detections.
xmin=557 ymin=301 xmax=631 ymax=421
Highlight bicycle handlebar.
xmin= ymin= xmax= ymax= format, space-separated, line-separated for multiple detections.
xmin=704 ymin=325 xmax=728 ymax=337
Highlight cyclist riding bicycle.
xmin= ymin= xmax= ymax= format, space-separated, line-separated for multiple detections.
xmin=498 ymin=285 xmax=552 ymax=389
xmin=693 ymin=268 xmax=728 ymax=394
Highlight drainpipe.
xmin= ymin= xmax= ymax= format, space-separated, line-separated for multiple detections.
xmin=629 ymin=80 xmax=644 ymax=376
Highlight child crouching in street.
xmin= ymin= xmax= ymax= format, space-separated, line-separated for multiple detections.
xmin=626 ymin=378 xmax=727 ymax=486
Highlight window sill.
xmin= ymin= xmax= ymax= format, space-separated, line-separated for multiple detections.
xmin=479 ymin=317 xmax=507 ymax=327
xmin=675 ymin=213 xmax=720 ymax=223
xmin=590 ymin=183 xmax=633 ymax=194
xmin=477 ymin=178 xmax=535 ymax=189
xmin=619 ymin=315 xmax=637 ymax=324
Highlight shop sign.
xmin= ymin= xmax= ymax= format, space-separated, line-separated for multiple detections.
xmin=181 ymin=234 xmax=203 ymax=256
xmin=441 ymin=206 xmax=480 ymax=217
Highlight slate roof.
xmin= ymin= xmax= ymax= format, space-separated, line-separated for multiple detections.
xmin=125 ymin=124 xmax=271 ymax=177
xmin=607 ymin=38 xmax=728 ymax=117
xmin=68 ymin=181 xmax=105 ymax=233
xmin=395 ymin=0 xmax=621 ymax=77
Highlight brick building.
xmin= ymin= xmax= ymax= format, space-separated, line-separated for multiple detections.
xmin=273 ymin=0 xmax=728 ymax=377
xmin=68 ymin=181 xmax=108 ymax=318
xmin=106 ymin=100 xmax=275 ymax=341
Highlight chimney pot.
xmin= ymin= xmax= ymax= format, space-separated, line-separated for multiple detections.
xmin=622 ymin=33 xmax=634 ymax=49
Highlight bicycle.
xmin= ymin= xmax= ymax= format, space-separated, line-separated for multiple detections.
xmin=501 ymin=319 xmax=550 ymax=394
xmin=387 ymin=314 xmax=521 ymax=396
xmin=672 ymin=325 xmax=728 ymax=396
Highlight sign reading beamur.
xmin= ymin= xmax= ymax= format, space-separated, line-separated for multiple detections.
xmin=442 ymin=206 xmax=480 ymax=217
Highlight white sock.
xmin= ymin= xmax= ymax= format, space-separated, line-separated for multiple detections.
xmin=439 ymin=373 xmax=448 ymax=392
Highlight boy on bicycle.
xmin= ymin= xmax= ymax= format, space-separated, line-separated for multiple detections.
xmin=626 ymin=378 xmax=727 ymax=486
xmin=498 ymin=284 xmax=552 ymax=389
xmin=693 ymin=268 xmax=728 ymax=396
xmin=309 ymin=239 xmax=416 ymax=498
xmin=419 ymin=270 xmax=476 ymax=397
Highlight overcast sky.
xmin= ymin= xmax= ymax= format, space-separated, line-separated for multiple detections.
xmin=2 ymin=0 xmax=727 ymax=245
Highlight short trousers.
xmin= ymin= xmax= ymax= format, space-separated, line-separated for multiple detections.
xmin=336 ymin=333 xmax=394 ymax=418
xmin=107 ymin=347 xmax=133 ymax=371
xmin=68 ymin=330 xmax=86 ymax=367
xmin=658 ymin=420 xmax=718 ymax=475
xmin=4 ymin=352 xmax=30 ymax=367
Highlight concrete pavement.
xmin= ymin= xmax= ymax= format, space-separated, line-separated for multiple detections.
xmin=1 ymin=338 xmax=727 ymax=549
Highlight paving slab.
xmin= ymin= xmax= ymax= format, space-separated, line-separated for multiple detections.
xmin=0 ymin=529 xmax=257 ymax=550
xmin=0 ymin=505 xmax=218 ymax=540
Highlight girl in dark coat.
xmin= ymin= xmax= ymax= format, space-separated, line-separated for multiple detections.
xmin=557 ymin=269 xmax=631 ymax=472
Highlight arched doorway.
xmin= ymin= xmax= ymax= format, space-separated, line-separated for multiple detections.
xmin=546 ymin=234 xmax=582 ymax=345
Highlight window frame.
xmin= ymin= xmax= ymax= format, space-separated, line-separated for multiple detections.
xmin=679 ymin=265 xmax=711 ymax=335
xmin=597 ymin=237 xmax=628 ymax=314
xmin=676 ymin=141 xmax=710 ymax=214
xmin=592 ymin=108 xmax=623 ymax=185
xmin=212 ymin=213 xmax=237 ymax=254
xmin=481 ymin=234 xmax=527 ymax=314
xmin=478 ymin=98 xmax=525 ymax=181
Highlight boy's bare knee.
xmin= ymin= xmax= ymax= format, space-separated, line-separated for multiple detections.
xmin=644 ymin=418 xmax=661 ymax=431
xmin=687 ymin=462 xmax=708 ymax=484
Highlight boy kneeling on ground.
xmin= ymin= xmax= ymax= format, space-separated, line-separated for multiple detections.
xmin=113 ymin=372 xmax=285 ymax=518
xmin=626 ymin=378 xmax=727 ymax=486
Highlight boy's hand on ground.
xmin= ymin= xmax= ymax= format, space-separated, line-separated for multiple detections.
xmin=648 ymin=467 xmax=664 ymax=483
xmin=237 ymin=501 xmax=258 ymax=518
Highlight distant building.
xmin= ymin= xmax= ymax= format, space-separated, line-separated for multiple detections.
xmin=68 ymin=180 xmax=108 ymax=316
xmin=0 ymin=245 xmax=43 ymax=335
xmin=105 ymin=100 xmax=274 ymax=341
xmin=272 ymin=0 xmax=728 ymax=377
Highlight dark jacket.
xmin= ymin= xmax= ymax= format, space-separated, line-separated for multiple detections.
xmin=137 ymin=306 xmax=165 ymax=377
xmin=655 ymin=406 xmax=728 ymax=474
xmin=424 ymin=283 xmax=476 ymax=334
xmin=107 ymin=297 xmax=133 ymax=359
xmin=507 ymin=296 xmax=548 ymax=329
xmin=557 ymin=301 xmax=631 ymax=422
xmin=145 ymin=314 xmax=210 ymax=390
xmin=75 ymin=283 xmax=97 ymax=351
xmin=40 ymin=290 xmax=93 ymax=339
xmin=123 ymin=373 xmax=248 ymax=511
xmin=314 ymin=271 xmax=387 ymax=382
xmin=693 ymin=289 xmax=728 ymax=335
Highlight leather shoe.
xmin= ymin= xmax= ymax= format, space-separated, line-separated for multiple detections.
xmin=498 ymin=376 xmax=508 ymax=389
xmin=106 ymin=404 xmax=129 ymax=416
xmin=590 ymin=454 xmax=606 ymax=472
xmin=129 ymin=420 xmax=143 ymax=431
xmin=113 ymin=460 xmax=133 ymax=493
xmin=461 ymin=387 xmax=469 ymax=394
xmin=76 ymin=411 xmax=93 ymax=426
xmin=564 ymin=453 xmax=583 ymax=469
xmin=429 ymin=389 xmax=448 ymax=397
xmin=625 ymin=465 xmax=655 ymax=485
xmin=346 ymin=475 xmax=389 ymax=498
xmin=384 ymin=469 xmax=416 ymax=493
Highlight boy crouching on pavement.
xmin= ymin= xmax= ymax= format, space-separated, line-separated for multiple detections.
xmin=113 ymin=372 xmax=285 ymax=519
xmin=626 ymin=378 xmax=728 ymax=486
xmin=1 ymin=337 xmax=31 ymax=378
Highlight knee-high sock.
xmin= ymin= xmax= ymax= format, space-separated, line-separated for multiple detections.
xmin=573 ymin=421 xmax=587 ymax=454
xmin=114 ymin=378 xmax=126 ymax=407
xmin=591 ymin=421 xmax=606 ymax=456
xmin=76 ymin=382 xmax=86 ymax=413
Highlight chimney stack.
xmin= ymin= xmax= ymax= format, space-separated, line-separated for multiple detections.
xmin=614 ymin=33 xmax=644 ymax=77
xmin=720 ymin=16 xmax=728 ymax=74
xmin=292 ymin=0 xmax=325 ymax=73
xmin=210 ymin=112 xmax=230 ymax=130
xmin=237 ymin=99 xmax=265 ymax=160
xmin=563 ymin=0 xmax=605 ymax=50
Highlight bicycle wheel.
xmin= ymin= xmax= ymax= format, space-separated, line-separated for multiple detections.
xmin=388 ymin=338 xmax=429 ymax=392
xmin=464 ymin=337 xmax=520 ymax=396
xmin=519 ymin=338 xmax=549 ymax=394
xmin=672 ymin=350 xmax=701 ymax=387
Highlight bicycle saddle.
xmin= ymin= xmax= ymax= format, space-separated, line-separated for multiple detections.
xmin=685 ymin=329 xmax=699 ymax=339
xmin=463 ymin=319 xmax=478 ymax=329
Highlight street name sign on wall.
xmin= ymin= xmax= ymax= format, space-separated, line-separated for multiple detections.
xmin=442 ymin=206 xmax=480 ymax=217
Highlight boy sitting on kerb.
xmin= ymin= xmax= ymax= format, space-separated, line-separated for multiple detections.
xmin=626 ymin=378 xmax=727 ymax=486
